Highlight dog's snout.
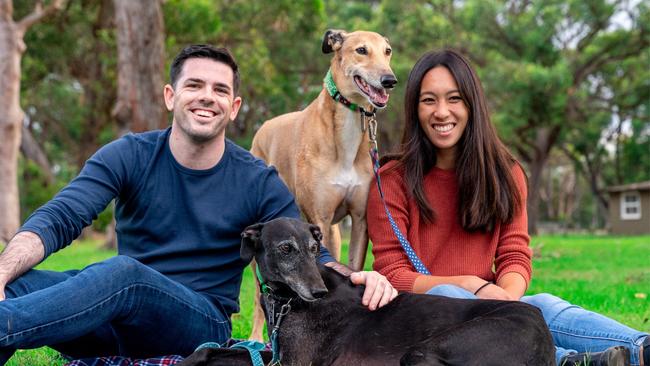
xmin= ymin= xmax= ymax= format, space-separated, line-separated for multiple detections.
xmin=380 ymin=74 xmax=397 ymax=89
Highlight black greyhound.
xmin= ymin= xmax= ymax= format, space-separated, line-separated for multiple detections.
xmin=179 ymin=217 xmax=554 ymax=365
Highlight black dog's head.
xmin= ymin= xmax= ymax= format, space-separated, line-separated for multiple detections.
xmin=241 ymin=218 xmax=328 ymax=302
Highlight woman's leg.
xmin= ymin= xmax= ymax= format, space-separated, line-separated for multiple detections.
xmin=426 ymin=284 xmax=477 ymax=299
xmin=522 ymin=293 xmax=647 ymax=365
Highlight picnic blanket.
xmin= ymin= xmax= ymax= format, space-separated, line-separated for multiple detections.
xmin=63 ymin=339 xmax=271 ymax=366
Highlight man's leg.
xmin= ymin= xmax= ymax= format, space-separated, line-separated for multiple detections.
xmin=0 ymin=255 xmax=230 ymax=363
xmin=522 ymin=293 xmax=648 ymax=365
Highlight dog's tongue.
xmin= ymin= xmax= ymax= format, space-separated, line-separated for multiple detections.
xmin=367 ymin=84 xmax=389 ymax=105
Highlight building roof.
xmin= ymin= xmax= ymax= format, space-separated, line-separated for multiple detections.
xmin=606 ymin=180 xmax=650 ymax=192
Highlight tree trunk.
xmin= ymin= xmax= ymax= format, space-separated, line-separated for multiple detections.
xmin=522 ymin=126 xmax=559 ymax=235
xmin=112 ymin=0 xmax=166 ymax=133
xmin=21 ymin=125 xmax=54 ymax=184
xmin=0 ymin=0 xmax=63 ymax=243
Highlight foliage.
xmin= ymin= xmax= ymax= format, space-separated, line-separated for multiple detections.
xmin=12 ymin=0 xmax=650 ymax=231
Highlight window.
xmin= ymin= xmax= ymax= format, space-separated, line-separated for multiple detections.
xmin=620 ymin=191 xmax=641 ymax=220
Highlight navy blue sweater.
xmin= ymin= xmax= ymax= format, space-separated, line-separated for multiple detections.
xmin=21 ymin=128 xmax=334 ymax=316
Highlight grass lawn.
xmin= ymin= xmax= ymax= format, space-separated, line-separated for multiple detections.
xmin=7 ymin=234 xmax=649 ymax=365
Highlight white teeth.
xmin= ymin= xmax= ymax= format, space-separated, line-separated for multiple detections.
xmin=194 ymin=109 xmax=214 ymax=118
xmin=433 ymin=124 xmax=454 ymax=132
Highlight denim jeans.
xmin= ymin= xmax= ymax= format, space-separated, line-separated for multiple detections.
xmin=427 ymin=285 xmax=648 ymax=365
xmin=0 ymin=255 xmax=231 ymax=365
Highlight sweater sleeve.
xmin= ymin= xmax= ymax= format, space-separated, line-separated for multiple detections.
xmin=494 ymin=164 xmax=533 ymax=286
xmin=19 ymin=136 xmax=135 ymax=258
xmin=367 ymin=164 xmax=422 ymax=291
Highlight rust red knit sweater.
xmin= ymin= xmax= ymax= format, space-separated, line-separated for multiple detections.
xmin=367 ymin=161 xmax=532 ymax=292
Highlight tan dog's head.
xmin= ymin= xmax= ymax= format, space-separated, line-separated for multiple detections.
xmin=322 ymin=29 xmax=396 ymax=110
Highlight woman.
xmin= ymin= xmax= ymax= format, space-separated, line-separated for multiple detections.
xmin=367 ymin=49 xmax=649 ymax=366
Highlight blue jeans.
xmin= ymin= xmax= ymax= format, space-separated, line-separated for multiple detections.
xmin=0 ymin=255 xmax=230 ymax=364
xmin=427 ymin=285 xmax=648 ymax=365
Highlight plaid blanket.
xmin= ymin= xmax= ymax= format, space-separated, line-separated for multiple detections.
xmin=63 ymin=339 xmax=271 ymax=366
xmin=63 ymin=355 xmax=184 ymax=366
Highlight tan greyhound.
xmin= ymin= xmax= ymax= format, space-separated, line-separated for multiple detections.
xmin=251 ymin=29 xmax=395 ymax=268
xmin=248 ymin=29 xmax=395 ymax=341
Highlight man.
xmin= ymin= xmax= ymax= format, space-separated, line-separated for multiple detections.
xmin=0 ymin=44 xmax=397 ymax=364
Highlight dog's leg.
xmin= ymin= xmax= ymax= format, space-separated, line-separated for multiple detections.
xmin=347 ymin=212 xmax=369 ymax=271
xmin=248 ymin=260 xmax=266 ymax=342
xmin=328 ymin=224 xmax=342 ymax=261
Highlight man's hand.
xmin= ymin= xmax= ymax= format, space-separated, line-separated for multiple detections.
xmin=350 ymin=271 xmax=398 ymax=311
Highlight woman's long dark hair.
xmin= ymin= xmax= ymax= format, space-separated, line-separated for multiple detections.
xmin=386 ymin=49 xmax=524 ymax=231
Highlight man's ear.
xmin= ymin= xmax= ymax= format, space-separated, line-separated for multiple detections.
xmin=163 ymin=84 xmax=175 ymax=111
xmin=229 ymin=96 xmax=242 ymax=121
xmin=241 ymin=223 xmax=264 ymax=263
xmin=309 ymin=224 xmax=323 ymax=244
xmin=321 ymin=29 xmax=346 ymax=54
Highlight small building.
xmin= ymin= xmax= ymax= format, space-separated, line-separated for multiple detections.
xmin=606 ymin=181 xmax=650 ymax=235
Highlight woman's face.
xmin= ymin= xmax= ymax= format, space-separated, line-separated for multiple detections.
xmin=417 ymin=66 xmax=469 ymax=157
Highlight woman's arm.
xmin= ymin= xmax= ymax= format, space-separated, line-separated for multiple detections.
xmin=413 ymin=274 xmax=486 ymax=294
xmin=413 ymin=273 xmax=522 ymax=300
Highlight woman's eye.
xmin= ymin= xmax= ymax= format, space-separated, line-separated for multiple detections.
xmin=356 ymin=47 xmax=368 ymax=55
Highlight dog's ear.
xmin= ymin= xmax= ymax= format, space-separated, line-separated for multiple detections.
xmin=322 ymin=29 xmax=346 ymax=54
xmin=309 ymin=224 xmax=323 ymax=244
xmin=241 ymin=223 xmax=264 ymax=263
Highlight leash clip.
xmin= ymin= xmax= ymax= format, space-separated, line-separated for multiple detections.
xmin=367 ymin=114 xmax=378 ymax=152
xmin=273 ymin=301 xmax=292 ymax=331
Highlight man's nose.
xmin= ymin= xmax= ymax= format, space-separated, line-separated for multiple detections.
xmin=198 ymin=87 xmax=216 ymax=102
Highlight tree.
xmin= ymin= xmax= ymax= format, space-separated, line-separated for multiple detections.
xmin=112 ymin=0 xmax=166 ymax=133
xmin=0 ymin=0 xmax=64 ymax=243
xmin=454 ymin=0 xmax=648 ymax=233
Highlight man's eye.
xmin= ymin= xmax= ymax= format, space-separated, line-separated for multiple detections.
xmin=356 ymin=47 xmax=368 ymax=55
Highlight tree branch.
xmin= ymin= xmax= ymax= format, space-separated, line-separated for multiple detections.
xmin=16 ymin=0 xmax=65 ymax=33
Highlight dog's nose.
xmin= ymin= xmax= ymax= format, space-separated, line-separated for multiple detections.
xmin=380 ymin=75 xmax=397 ymax=89
xmin=312 ymin=288 xmax=328 ymax=299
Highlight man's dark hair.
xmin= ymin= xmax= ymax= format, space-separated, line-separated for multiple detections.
xmin=169 ymin=44 xmax=240 ymax=95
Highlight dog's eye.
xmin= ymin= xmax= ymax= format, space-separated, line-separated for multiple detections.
xmin=356 ymin=47 xmax=368 ymax=55
xmin=310 ymin=244 xmax=319 ymax=254
xmin=385 ymin=48 xmax=392 ymax=56
xmin=279 ymin=243 xmax=292 ymax=254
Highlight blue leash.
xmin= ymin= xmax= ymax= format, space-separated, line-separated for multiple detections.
xmin=194 ymin=340 xmax=267 ymax=366
xmin=369 ymin=141 xmax=431 ymax=275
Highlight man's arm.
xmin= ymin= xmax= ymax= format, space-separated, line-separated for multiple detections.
xmin=0 ymin=232 xmax=45 ymax=300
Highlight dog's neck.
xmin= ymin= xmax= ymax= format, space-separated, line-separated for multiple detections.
xmin=265 ymin=265 xmax=366 ymax=365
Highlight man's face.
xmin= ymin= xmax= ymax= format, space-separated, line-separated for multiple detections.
xmin=164 ymin=58 xmax=242 ymax=143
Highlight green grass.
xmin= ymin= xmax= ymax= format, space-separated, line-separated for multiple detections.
xmin=7 ymin=235 xmax=649 ymax=365
xmin=528 ymin=235 xmax=650 ymax=331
